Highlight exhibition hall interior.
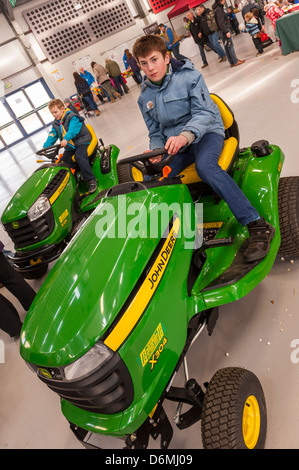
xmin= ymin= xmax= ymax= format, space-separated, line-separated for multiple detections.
xmin=1 ymin=0 xmax=299 ymax=450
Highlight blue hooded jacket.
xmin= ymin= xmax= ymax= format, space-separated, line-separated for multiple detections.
xmin=138 ymin=58 xmax=225 ymax=151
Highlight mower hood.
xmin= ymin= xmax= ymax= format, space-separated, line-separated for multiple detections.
xmin=1 ymin=166 xmax=64 ymax=223
xmin=20 ymin=182 xmax=194 ymax=367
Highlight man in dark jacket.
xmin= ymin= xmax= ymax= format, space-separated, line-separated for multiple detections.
xmin=186 ymin=10 xmax=210 ymax=68
xmin=196 ymin=5 xmax=227 ymax=62
xmin=213 ymin=0 xmax=245 ymax=67
xmin=242 ymin=3 xmax=265 ymax=30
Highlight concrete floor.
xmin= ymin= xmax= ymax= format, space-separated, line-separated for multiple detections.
xmin=1 ymin=24 xmax=299 ymax=449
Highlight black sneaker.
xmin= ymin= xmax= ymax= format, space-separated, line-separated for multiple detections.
xmin=87 ymin=179 xmax=97 ymax=194
xmin=244 ymin=217 xmax=275 ymax=262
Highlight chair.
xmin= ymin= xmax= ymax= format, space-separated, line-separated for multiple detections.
xmin=177 ymin=94 xmax=239 ymax=184
xmin=71 ymin=124 xmax=98 ymax=164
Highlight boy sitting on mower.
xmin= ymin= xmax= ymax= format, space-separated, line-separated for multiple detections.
xmin=132 ymin=35 xmax=274 ymax=262
xmin=43 ymin=99 xmax=97 ymax=194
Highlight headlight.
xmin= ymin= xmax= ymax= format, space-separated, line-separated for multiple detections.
xmin=64 ymin=342 xmax=113 ymax=381
xmin=28 ymin=196 xmax=51 ymax=222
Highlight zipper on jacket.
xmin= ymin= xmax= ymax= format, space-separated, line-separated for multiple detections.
xmin=201 ymin=88 xmax=206 ymax=103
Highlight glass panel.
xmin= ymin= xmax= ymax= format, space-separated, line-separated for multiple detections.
xmin=19 ymin=113 xmax=43 ymax=134
xmin=38 ymin=106 xmax=53 ymax=125
xmin=0 ymin=102 xmax=13 ymax=127
xmin=0 ymin=123 xmax=23 ymax=145
xmin=25 ymin=82 xmax=52 ymax=108
xmin=6 ymin=91 xmax=33 ymax=118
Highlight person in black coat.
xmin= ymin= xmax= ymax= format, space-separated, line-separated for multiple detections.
xmin=186 ymin=10 xmax=210 ymax=68
xmin=242 ymin=3 xmax=266 ymax=31
xmin=73 ymin=72 xmax=100 ymax=116
xmin=212 ymin=0 xmax=245 ymax=67
xmin=0 ymin=241 xmax=36 ymax=338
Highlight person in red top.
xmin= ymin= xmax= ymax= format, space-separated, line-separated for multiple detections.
xmin=264 ymin=3 xmax=284 ymax=32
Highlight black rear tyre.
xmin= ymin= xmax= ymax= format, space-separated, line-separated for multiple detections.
xmin=201 ymin=367 xmax=267 ymax=449
xmin=116 ymin=163 xmax=134 ymax=183
xmin=278 ymin=176 xmax=299 ymax=256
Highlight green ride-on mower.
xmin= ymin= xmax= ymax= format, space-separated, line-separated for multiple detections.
xmin=19 ymin=96 xmax=299 ymax=449
xmin=1 ymin=125 xmax=121 ymax=279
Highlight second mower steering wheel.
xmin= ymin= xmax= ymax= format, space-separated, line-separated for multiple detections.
xmin=118 ymin=148 xmax=175 ymax=174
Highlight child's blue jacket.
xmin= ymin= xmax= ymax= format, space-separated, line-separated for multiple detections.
xmin=137 ymin=58 xmax=225 ymax=151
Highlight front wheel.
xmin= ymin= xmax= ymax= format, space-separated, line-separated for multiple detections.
xmin=22 ymin=264 xmax=49 ymax=280
xmin=201 ymin=367 xmax=267 ymax=449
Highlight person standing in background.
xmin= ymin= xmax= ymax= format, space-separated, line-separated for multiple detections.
xmin=91 ymin=61 xmax=122 ymax=103
xmin=126 ymin=51 xmax=143 ymax=84
xmin=105 ymin=58 xmax=129 ymax=96
xmin=159 ymin=23 xmax=189 ymax=61
xmin=79 ymin=67 xmax=106 ymax=104
xmin=213 ymin=0 xmax=245 ymax=67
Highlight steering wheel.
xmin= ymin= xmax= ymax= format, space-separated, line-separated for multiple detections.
xmin=118 ymin=148 xmax=175 ymax=175
xmin=36 ymin=144 xmax=61 ymax=161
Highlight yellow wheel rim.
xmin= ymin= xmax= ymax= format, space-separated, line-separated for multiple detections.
xmin=242 ymin=395 xmax=261 ymax=449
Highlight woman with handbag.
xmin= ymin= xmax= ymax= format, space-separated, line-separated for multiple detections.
xmin=73 ymin=72 xmax=100 ymax=116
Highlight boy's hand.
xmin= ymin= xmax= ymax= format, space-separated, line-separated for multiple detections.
xmin=143 ymin=149 xmax=163 ymax=164
xmin=165 ymin=135 xmax=188 ymax=155
xmin=60 ymin=139 xmax=68 ymax=147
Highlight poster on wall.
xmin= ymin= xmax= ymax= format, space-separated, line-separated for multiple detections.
xmin=106 ymin=43 xmax=130 ymax=68
xmin=51 ymin=70 xmax=64 ymax=82
xmin=72 ymin=56 xmax=92 ymax=71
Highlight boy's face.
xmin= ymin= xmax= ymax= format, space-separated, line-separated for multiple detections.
xmin=50 ymin=105 xmax=65 ymax=120
xmin=138 ymin=50 xmax=170 ymax=82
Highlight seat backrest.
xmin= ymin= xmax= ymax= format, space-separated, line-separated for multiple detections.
xmin=86 ymin=124 xmax=98 ymax=158
xmin=210 ymin=93 xmax=239 ymax=142
xmin=177 ymin=94 xmax=240 ymax=185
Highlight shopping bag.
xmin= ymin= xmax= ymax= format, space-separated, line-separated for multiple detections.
xmin=261 ymin=32 xmax=273 ymax=47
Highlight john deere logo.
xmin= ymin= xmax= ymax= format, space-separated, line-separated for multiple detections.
xmin=38 ymin=368 xmax=52 ymax=379
xmin=11 ymin=221 xmax=19 ymax=229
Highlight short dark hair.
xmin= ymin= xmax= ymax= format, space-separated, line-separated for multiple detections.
xmin=133 ymin=35 xmax=167 ymax=61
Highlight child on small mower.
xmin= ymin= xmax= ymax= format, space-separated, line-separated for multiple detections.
xmin=43 ymin=99 xmax=97 ymax=194
xmin=132 ymin=34 xmax=274 ymax=262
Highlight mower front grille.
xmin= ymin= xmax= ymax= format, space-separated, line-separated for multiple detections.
xmin=36 ymin=353 xmax=134 ymax=415
xmin=3 ymin=210 xmax=54 ymax=249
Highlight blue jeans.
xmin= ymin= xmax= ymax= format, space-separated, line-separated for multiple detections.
xmin=113 ymin=74 xmax=128 ymax=95
xmin=208 ymin=32 xmax=226 ymax=59
xmin=171 ymin=42 xmax=188 ymax=61
xmin=82 ymin=92 xmax=98 ymax=111
xmin=133 ymin=70 xmax=143 ymax=83
xmin=219 ymin=32 xmax=239 ymax=65
xmin=198 ymin=43 xmax=208 ymax=65
xmin=63 ymin=144 xmax=95 ymax=181
xmin=168 ymin=133 xmax=260 ymax=226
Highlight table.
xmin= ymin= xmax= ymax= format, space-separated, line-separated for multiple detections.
xmin=275 ymin=9 xmax=299 ymax=55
